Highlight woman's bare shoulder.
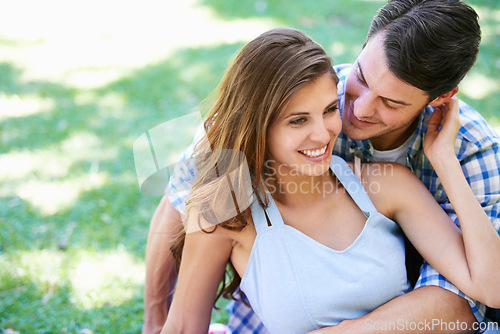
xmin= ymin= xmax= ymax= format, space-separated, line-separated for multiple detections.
xmin=184 ymin=212 xmax=255 ymax=248
xmin=358 ymin=162 xmax=419 ymax=217
xmin=360 ymin=162 xmax=415 ymax=184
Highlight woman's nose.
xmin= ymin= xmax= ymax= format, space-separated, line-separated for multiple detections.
xmin=310 ymin=119 xmax=331 ymax=143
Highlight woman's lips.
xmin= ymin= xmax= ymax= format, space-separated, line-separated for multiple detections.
xmin=298 ymin=143 xmax=330 ymax=161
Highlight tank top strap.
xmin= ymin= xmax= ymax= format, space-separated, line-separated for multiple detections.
xmin=264 ymin=194 xmax=285 ymax=227
xmin=250 ymin=192 xmax=285 ymax=234
xmin=330 ymin=155 xmax=377 ymax=217
xmin=249 ymin=195 xmax=268 ymax=234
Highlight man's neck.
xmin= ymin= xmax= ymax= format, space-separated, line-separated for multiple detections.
xmin=370 ymin=117 xmax=419 ymax=151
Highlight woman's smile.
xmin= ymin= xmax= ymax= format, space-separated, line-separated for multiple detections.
xmin=298 ymin=143 xmax=329 ymax=159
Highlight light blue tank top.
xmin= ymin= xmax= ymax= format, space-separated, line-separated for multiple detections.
xmin=240 ymin=156 xmax=411 ymax=334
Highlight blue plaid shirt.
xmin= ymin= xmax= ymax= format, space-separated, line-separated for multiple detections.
xmin=167 ymin=64 xmax=500 ymax=333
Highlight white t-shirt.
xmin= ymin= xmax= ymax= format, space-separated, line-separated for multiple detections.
xmin=372 ymin=134 xmax=414 ymax=165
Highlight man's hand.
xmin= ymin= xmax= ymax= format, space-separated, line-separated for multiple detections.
xmin=424 ymin=97 xmax=461 ymax=163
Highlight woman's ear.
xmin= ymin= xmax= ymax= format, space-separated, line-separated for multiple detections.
xmin=428 ymin=87 xmax=459 ymax=107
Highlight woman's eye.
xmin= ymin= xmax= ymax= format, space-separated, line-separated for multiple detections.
xmin=289 ymin=118 xmax=306 ymax=125
xmin=325 ymin=105 xmax=338 ymax=114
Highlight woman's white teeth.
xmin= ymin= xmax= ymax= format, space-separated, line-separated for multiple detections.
xmin=300 ymin=145 xmax=327 ymax=158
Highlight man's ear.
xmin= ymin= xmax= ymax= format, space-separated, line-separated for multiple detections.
xmin=428 ymin=87 xmax=459 ymax=107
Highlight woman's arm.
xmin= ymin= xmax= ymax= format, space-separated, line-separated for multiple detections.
xmin=160 ymin=221 xmax=233 ymax=334
xmin=384 ymin=99 xmax=500 ymax=308
xmin=386 ymin=164 xmax=500 ymax=306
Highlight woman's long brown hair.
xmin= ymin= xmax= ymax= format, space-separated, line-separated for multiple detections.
xmin=171 ymin=27 xmax=338 ymax=305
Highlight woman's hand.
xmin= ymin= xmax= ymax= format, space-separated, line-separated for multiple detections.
xmin=423 ymin=97 xmax=461 ymax=164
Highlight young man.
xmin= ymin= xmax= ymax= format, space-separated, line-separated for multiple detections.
xmin=142 ymin=1 xmax=500 ymax=333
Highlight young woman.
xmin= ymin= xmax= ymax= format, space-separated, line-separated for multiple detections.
xmin=161 ymin=28 xmax=500 ymax=333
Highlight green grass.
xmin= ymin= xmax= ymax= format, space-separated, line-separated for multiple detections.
xmin=1 ymin=0 xmax=498 ymax=333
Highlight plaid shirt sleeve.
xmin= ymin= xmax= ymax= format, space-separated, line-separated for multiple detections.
xmin=226 ymin=298 xmax=270 ymax=334
xmin=414 ymin=101 xmax=500 ymax=327
xmin=165 ymin=124 xmax=207 ymax=215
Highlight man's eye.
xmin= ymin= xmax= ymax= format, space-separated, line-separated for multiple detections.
xmin=356 ymin=68 xmax=366 ymax=85
xmin=356 ymin=74 xmax=366 ymax=85
xmin=384 ymin=100 xmax=398 ymax=110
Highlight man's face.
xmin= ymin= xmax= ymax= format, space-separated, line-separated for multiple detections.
xmin=342 ymin=33 xmax=430 ymax=150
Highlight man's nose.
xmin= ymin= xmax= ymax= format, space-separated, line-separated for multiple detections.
xmin=352 ymin=90 xmax=376 ymax=119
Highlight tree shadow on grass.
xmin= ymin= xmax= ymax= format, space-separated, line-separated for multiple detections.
xmin=101 ymin=43 xmax=244 ymax=128
xmin=199 ymin=0 xmax=384 ymax=63
xmin=1 ymin=276 xmax=144 ymax=334
xmin=1 ymin=41 xmax=251 ymax=256
xmin=0 ymin=42 xmax=261 ymax=333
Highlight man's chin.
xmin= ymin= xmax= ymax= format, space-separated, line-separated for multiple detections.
xmin=342 ymin=123 xmax=374 ymax=141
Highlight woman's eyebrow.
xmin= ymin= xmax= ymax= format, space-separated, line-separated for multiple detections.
xmin=325 ymin=99 xmax=340 ymax=109
xmin=284 ymin=98 xmax=339 ymax=119
xmin=284 ymin=112 xmax=309 ymax=119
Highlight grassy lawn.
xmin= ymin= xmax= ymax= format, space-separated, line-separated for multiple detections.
xmin=1 ymin=0 xmax=498 ymax=333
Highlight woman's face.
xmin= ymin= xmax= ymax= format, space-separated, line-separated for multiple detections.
xmin=266 ymin=73 xmax=341 ymax=179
